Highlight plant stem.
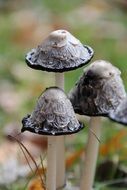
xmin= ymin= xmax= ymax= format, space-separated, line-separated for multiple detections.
xmin=46 ymin=73 xmax=65 ymax=190
xmin=55 ymin=73 xmax=64 ymax=89
xmin=80 ymin=117 xmax=101 ymax=190
xmin=46 ymin=136 xmax=57 ymax=190
xmin=55 ymin=73 xmax=65 ymax=189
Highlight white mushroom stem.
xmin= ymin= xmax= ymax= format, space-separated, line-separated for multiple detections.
xmin=55 ymin=73 xmax=64 ymax=89
xmin=46 ymin=73 xmax=65 ymax=190
xmin=55 ymin=73 xmax=65 ymax=189
xmin=46 ymin=136 xmax=57 ymax=190
xmin=80 ymin=117 xmax=101 ymax=190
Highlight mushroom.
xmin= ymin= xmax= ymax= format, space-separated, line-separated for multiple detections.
xmin=21 ymin=87 xmax=84 ymax=190
xmin=25 ymin=29 xmax=94 ymax=189
xmin=109 ymin=97 xmax=127 ymax=125
xmin=68 ymin=60 xmax=126 ymax=190
xmin=26 ymin=29 xmax=93 ymax=72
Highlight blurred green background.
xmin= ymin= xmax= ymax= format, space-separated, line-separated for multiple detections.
xmin=0 ymin=0 xmax=127 ymax=189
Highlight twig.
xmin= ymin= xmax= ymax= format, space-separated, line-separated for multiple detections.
xmin=8 ymin=135 xmax=45 ymax=190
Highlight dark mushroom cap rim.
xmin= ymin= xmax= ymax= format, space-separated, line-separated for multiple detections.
xmin=25 ymin=45 xmax=94 ymax=73
xmin=109 ymin=116 xmax=127 ymax=126
xmin=109 ymin=112 xmax=127 ymax=126
xmin=21 ymin=122 xmax=85 ymax=136
xmin=73 ymin=107 xmax=109 ymax=117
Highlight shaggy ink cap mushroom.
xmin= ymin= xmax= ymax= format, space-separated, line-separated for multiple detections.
xmin=21 ymin=87 xmax=84 ymax=135
xmin=69 ymin=60 xmax=126 ymax=116
xmin=26 ymin=30 xmax=94 ymax=72
xmin=109 ymin=97 xmax=127 ymax=125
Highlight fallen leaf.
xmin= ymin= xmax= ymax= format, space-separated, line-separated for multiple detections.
xmin=28 ymin=178 xmax=45 ymax=190
xmin=100 ymin=129 xmax=127 ymax=156
xmin=66 ymin=149 xmax=84 ymax=169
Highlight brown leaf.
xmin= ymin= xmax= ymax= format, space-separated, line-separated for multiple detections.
xmin=100 ymin=129 xmax=127 ymax=156
xmin=66 ymin=148 xmax=84 ymax=169
xmin=28 ymin=178 xmax=45 ymax=190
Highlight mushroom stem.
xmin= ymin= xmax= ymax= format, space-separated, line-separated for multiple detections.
xmin=55 ymin=73 xmax=64 ymax=88
xmin=80 ymin=117 xmax=101 ymax=190
xmin=46 ymin=136 xmax=57 ymax=190
xmin=55 ymin=73 xmax=66 ymax=189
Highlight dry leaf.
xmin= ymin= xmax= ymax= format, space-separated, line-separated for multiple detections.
xmin=66 ymin=148 xmax=84 ymax=169
xmin=100 ymin=129 xmax=127 ymax=156
xmin=28 ymin=178 xmax=45 ymax=190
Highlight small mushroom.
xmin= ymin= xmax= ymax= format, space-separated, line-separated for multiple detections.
xmin=26 ymin=29 xmax=94 ymax=72
xmin=21 ymin=87 xmax=84 ymax=190
xmin=109 ymin=97 xmax=127 ymax=125
xmin=68 ymin=60 xmax=126 ymax=190
xmin=22 ymin=87 xmax=84 ymax=135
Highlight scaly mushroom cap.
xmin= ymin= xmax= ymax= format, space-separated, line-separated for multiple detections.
xmin=69 ymin=60 xmax=126 ymax=116
xmin=21 ymin=87 xmax=84 ymax=135
xmin=26 ymin=29 xmax=94 ymax=72
xmin=109 ymin=97 xmax=127 ymax=125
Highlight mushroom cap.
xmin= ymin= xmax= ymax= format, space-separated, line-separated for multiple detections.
xmin=21 ymin=87 xmax=84 ymax=136
xmin=26 ymin=29 xmax=94 ymax=72
xmin=69 ymin=60 xmax=126 ymax=116
xmin=109 ymin=97 xmax=127 ymax=125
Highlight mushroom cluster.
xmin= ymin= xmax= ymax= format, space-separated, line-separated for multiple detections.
xmin=21 ymin=29 xmax=126 ymax=190
xmin=21 ymin=29 xmax=93 ymax=190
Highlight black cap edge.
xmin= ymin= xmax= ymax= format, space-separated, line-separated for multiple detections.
xmin=25 ymin=45 xmax=94 ymax=73
xmin=21 ymin=122 xmax=85 ymax=136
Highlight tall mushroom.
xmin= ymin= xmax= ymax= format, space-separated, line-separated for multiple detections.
xmin=109 ymin=97 xmax=127 ymax=125
xmin=21 ymin=87 xmax=84 ymax=190
xmin=69 ymin=60 xmax=126 ymax=190
xmin=25 ymin=29 xmax=94 ymax=189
